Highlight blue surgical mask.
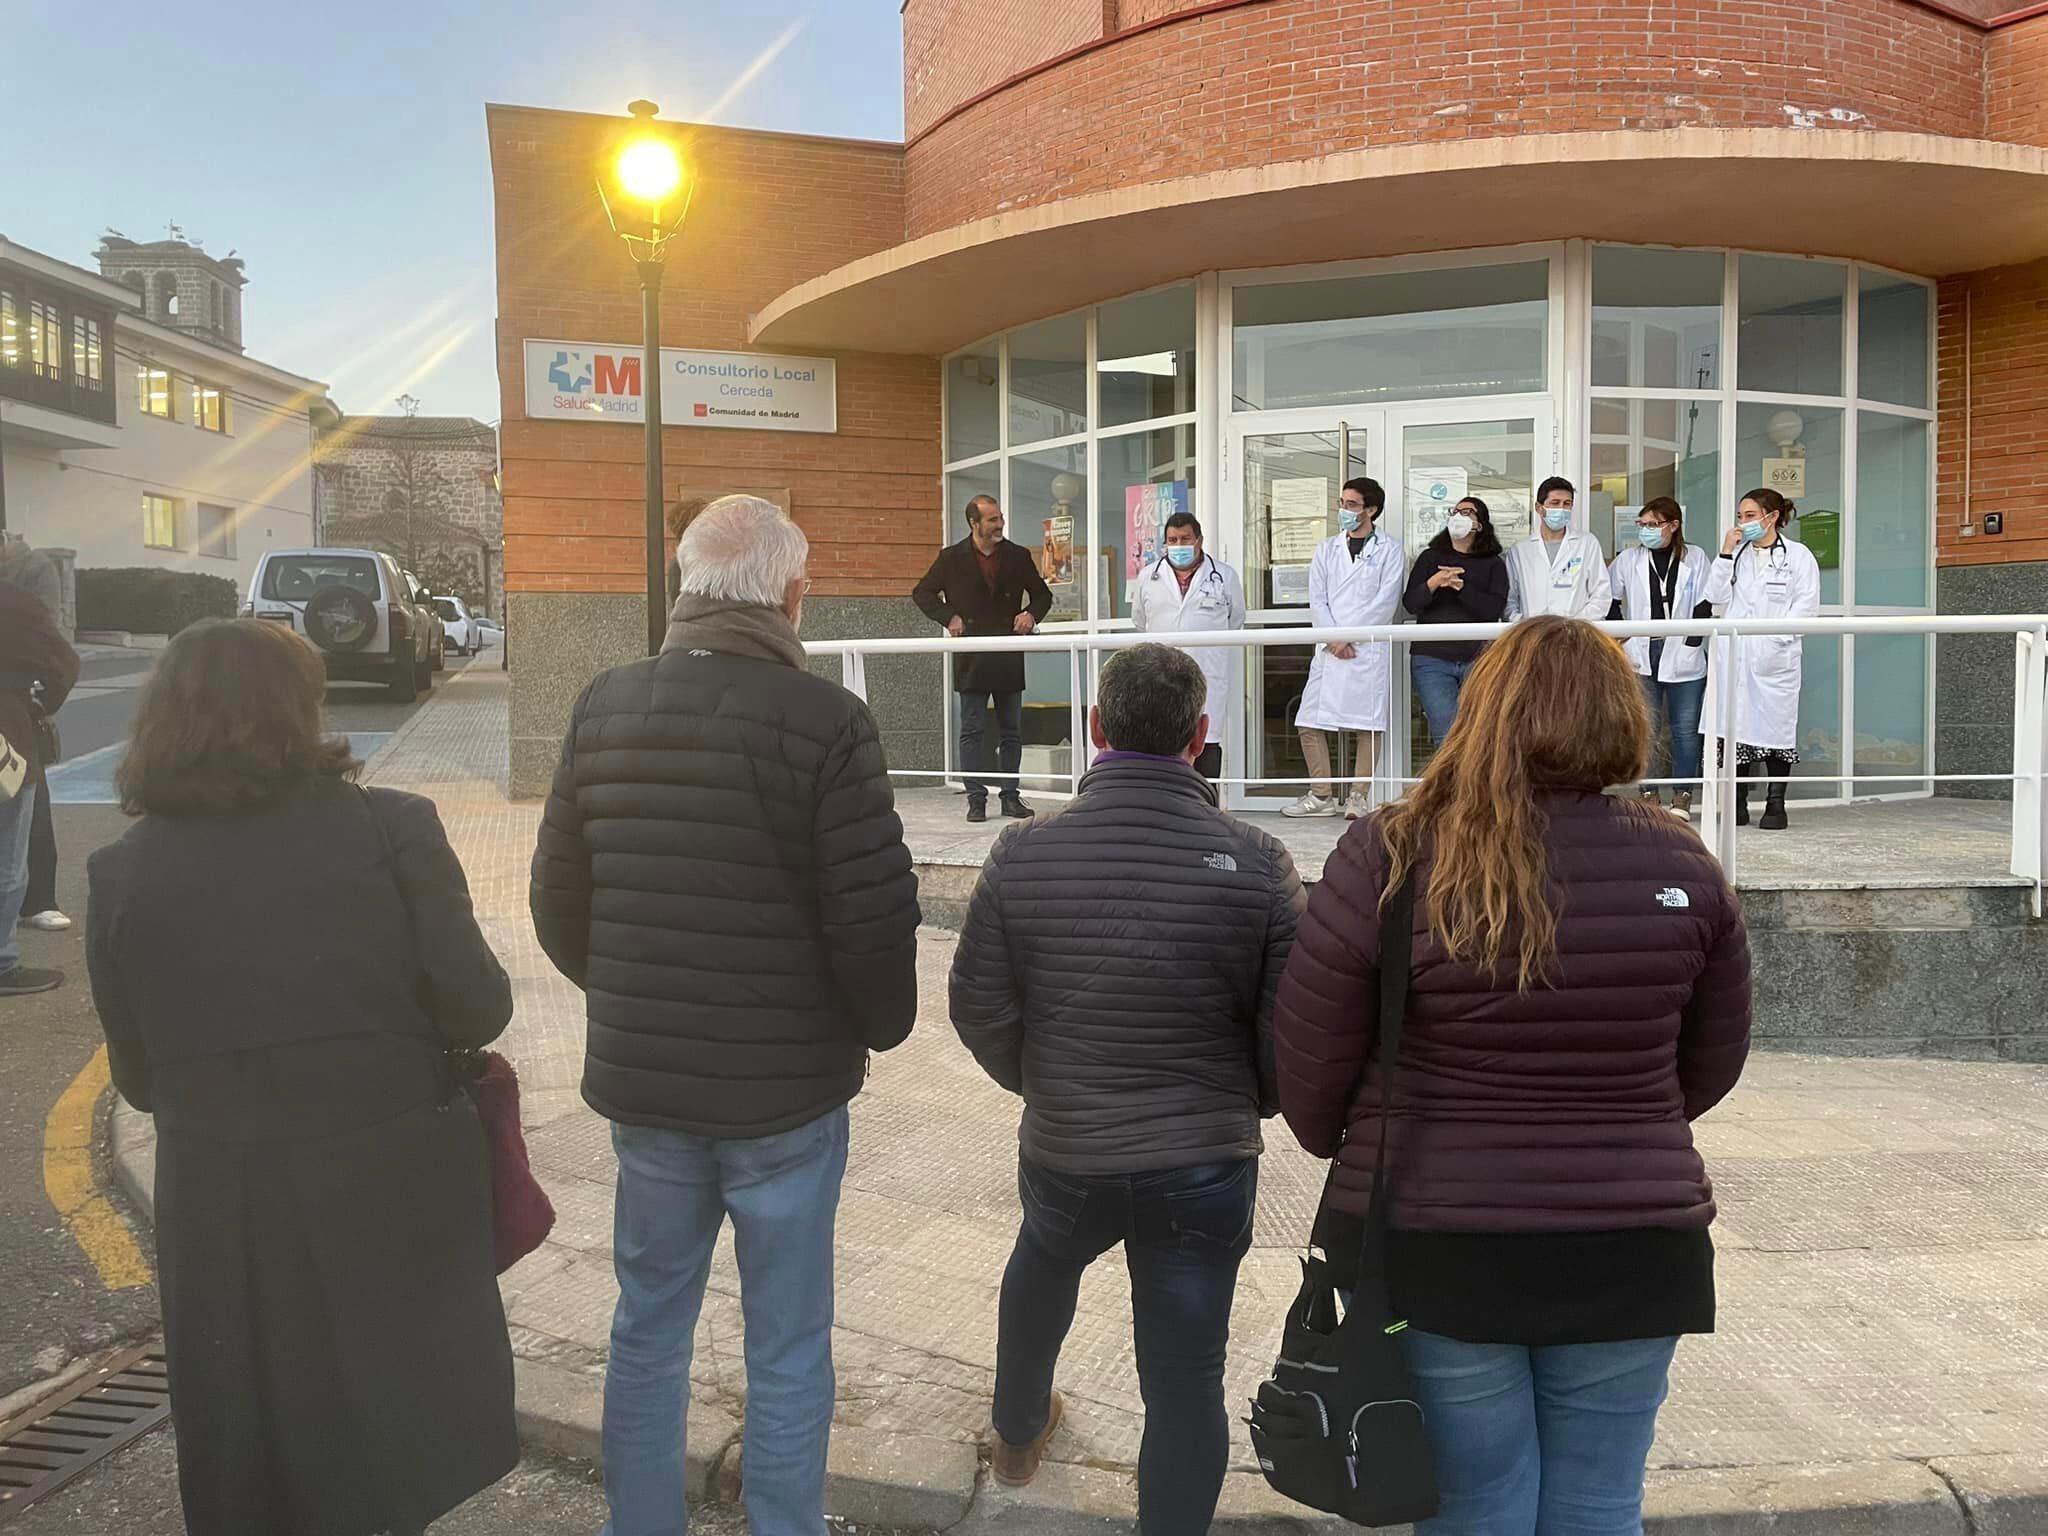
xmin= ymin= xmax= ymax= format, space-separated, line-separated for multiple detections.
xmin=1166 ymin=545 xmax=1198 ymax=569
xmin=1338 ymin=508 xmax=1363 ymax=533
xmin=1738 ymin=519 xmax=1765 ymax=544
xmin=1637 ymin=525 xmax=1667 ymax=550
xmin=1543 ymin=506 xmax=1571 ymax=532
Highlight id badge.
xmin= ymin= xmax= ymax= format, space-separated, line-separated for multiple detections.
xmin=1198 ymin=590 xmax=1224 ymax=615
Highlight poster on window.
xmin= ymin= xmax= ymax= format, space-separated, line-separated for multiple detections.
xmin=1124 ymin=480 xmax=1189 ymax=596
xmin=1040 ymin=515 xmax=1075 ymax=587
xmin=1405 ymin=466 xmax=1469 ymax=544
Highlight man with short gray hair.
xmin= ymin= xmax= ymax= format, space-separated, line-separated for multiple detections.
xmin=532 ymin=494 xmax=922 ymax=1536
xmin=949 ymin=642 xmax=1305 ymax=1525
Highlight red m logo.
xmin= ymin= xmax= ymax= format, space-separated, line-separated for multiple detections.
xmin=594 ymin=355 xmax=642 ymax=395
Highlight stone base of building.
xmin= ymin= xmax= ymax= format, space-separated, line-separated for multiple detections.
xmin=506 ymin=591 xmax=943 ymax=798
xmin=1936 ymin=560 xmax=2048 ymax=801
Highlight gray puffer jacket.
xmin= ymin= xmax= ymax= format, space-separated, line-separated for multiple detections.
xmin=949 ymin=754 xmax=1306 ymax=1174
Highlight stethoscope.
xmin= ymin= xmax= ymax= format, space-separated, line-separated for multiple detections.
xmin=1152 ymin=556 xmax=1228 ymax=596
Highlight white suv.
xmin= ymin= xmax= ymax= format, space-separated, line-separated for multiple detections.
xmin=245 ymin=548 xmax=436 ymax=701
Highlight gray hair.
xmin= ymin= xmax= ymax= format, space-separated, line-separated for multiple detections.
xmin=1098 ymin=643 xmax=1206 ymax=757
xmin=676 ymin=495 xmax=808 ymax=607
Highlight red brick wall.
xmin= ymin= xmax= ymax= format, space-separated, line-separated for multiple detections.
xmin=1936 ymin=257 xmax=2048 ymax=569
xmin=1989 ymin=14 xmax=2048 ymax=147
xmin=489 ymin=106 xmax=939 ymax=598
xmin=904 ymin=0 xmax=1992 ymax=239
xmin=1115 ymin=0 xmax=1223 ymax=24
xmin=903 ymin=0 xmax=1108 ymax=141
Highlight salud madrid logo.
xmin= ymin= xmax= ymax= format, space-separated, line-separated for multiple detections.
xmin=548 ymin=350 xmax=593 ymax=393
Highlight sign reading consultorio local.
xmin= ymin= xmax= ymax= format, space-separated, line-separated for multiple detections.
xmin=522 ymin=338 xmax=836 ymax=434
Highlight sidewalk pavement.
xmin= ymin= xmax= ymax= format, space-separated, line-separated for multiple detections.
xmin=111 ymin=664 xmax=2048 ymax=1533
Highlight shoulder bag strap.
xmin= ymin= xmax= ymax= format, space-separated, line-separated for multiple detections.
xmin=1356 ymin=864 xmax=1418 ymax=1281
xmin=353 ymin=784 xmax=468 ymax=1097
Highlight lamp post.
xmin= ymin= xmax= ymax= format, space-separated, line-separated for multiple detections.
xmin=598 ymin=100 xmax=693 ymax=655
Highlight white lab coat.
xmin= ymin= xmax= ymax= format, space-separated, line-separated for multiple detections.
xmin=1504 ymin=530 xmax=1610 ymax=623
xmin=1700 ymin=539 xmax=1823 ymax=751
xmin=1131 ymin=553 xmax=1247 ymax=742
xmin=1608 ymin=543 xmax=1712 ymax=683
xmin=1296 ymin=531 xmax=1404 ymax=732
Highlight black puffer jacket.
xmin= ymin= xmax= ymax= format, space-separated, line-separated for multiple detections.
xmin=949 ymin=755 xmax=1306 ymax=1174
xmin=530 ymin=625 xmax=921 ymax=1138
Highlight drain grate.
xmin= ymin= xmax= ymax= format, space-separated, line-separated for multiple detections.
xmin=0 ymin=1345 xmax=170 ymax=1523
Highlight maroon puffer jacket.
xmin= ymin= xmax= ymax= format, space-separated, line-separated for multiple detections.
xmin=1274 ymin=791 xmax=1751 ymax=1232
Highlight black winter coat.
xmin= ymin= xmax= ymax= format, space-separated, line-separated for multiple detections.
xmin=950 ymin=755 xmax=1307 ymax=1174
xmin=530 ymin=641 xmax=922 ymax=1138
xmin=911 ymin=537 xmax=1054 ymax=696
xmin=87 ymin=784 xmax=518 ymax=1536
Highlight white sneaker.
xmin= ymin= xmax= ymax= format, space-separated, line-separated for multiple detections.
xmin=1281 ymin=793 xmax=1340 ymax=819
xmin=23 ymin=911 xmax=71 ymax=932
xmin=1342 ymin=790 xmax=1372 ymax=820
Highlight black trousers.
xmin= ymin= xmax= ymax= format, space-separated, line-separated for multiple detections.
xmin=26 ymin=783 xmax=55 ymax=915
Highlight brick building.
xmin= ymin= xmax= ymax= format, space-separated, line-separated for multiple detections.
xmin=491 ymin=0 xmax=2048 ymax=797
xmin=314 ymin=414 xmax=504 ymax=615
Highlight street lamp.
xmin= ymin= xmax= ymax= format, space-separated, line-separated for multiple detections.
xmin=597 ymin=99 xmax=694 ymax=655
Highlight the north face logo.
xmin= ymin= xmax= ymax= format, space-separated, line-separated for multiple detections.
xmin=1656 ymin=887 xmax=1690 ymax=909
xmin=1203 ymin=852 xmax=1238 ymax=872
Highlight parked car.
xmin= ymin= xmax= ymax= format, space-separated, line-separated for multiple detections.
xmin=244 ymin=548 xmax=436 ymax=701
xmin=403 ymin=570 xmax=448 ymax=673
xmin=433 ymin=595 xmax=483 ymax=655
xmin=474 ymin=616 xmax=503 ymax=648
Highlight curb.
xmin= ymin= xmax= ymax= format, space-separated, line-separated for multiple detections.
xmin=105 ymin=1093 xmax=2048 ymax=1535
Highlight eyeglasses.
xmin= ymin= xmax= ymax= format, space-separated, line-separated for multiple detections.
xmin=802 ymin=579 xmax=815 ymax=595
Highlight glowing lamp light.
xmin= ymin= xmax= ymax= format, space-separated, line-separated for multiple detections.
xmin=616 ymin=137 xmax=684 ymax=207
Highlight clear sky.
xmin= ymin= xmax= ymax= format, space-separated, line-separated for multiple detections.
xmin=7 ymin=1 xmax=905 ymax=422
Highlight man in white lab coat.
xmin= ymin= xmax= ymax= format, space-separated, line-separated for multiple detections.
xmin=1130 ymin=511 xmax=1246 ymax=781
xmin=1284 ymin=478 xmax=1404 ymax=820
xmin=1505 ymin=477 xmax=1610 ymax=624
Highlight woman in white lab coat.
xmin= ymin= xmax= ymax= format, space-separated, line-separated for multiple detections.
xmin=1505 ymin=477 xmax=1611 ymax=623
xmin=1285 ymin=478 xmax=1405 ymax=819
xmin=1130 ymin=511 xmax=1246 ymax=781
xmin=1607 ymin=496 xmax=1714 ymax=815
xmin=1701 ymin=487 xmax=1822 ymax=829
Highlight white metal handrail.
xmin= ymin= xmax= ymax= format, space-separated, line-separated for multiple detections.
xmin=808 ymin=614 xmax=2048 ymax=913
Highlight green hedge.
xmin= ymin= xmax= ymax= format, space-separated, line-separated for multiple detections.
xmin=76 ymin=568 xmax=240 ymax=637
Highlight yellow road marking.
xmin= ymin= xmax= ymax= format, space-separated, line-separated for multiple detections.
xmin=43 ymin=1046 xmax=152 ymax=1291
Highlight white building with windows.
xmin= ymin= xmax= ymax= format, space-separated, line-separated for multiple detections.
xmin=0 ymin=233 xmax=329 ymax=614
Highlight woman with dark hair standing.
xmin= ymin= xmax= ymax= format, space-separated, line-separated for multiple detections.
xmin=1273 ymin=616 xmax=1751 ymax=1536
xmin=86 ymin=619 xmax=518 ymax=1536
xmin=1608 ymin=496 xmax=1714 ymax=816
xmin=1702 ymin=488 xmax=1822 ymax=829
xmin=1402 ymin=495 xmax=1511 ymax=746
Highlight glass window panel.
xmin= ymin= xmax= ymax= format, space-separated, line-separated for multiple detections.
xmin=1010 ymin=444 xmax=1087 ymax=623
xmin=0 ymin=292 xmax=16 ymax=369
xmin=1854 ymin=412 xmax=1930 ymax=607
xmin=1858 ymin=270 xmax=1931 ymax=410
xmin=1590 ymin=247 xmax=1722 ymax=389
xmin=1789 ymin=636 xmax=1842 ymax=802
xmin=142 ymin=494 xmax=180 ymax=550
xmin=1738 ymin=255 xmax=1845 ymax=396
xmin=1854 ymin=633 xmax=1928 ymax=797
xmin=1096 ymin=425 xmax=1195 ymax=621
xmin=945 ymin=343 xmax=999 ymax=462
xmin=1397 ymin=417 xmax=1538 ymax=565
xmin=1737 ymin=401 xmax=1843 ymax=604
xmin=1588 ymin=399 xmax=1720 ymax=559
xmin=942 ymin=462 xmax=1000 ymax=547
xmin=1009 ymin=314 xmax=1087 ymax=447
xmin=1231 ymin=261 xmax=1548 ymax=411
xmin=1591 ymin=397 xmax=1630 ymax=436
xmin=1098 ymin=286 xmax=1196 ymax=429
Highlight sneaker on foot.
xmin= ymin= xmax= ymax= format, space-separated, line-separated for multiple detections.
xmin=0 ymin=967 xmax=63 ymax=997
xmin=1000 ymin=796 xmax=1034 ymax=819
xmin=966 ymin=801 xmax=988 ymax=824
xmin=991 ymin=1390 xmax=1065 ymax=1488
xmin=1281 ymin=792 xmax=1340 ymax=819
xmin=1342 ymin=790 xmax=1372 ymax=820
xmin=1639 ymin=788 xmax=1663 ymax=809
xmin=1669 ymin=791 xmax=1695 ymax=819
xmin=23 ymin=910 xmax=72 ymax=932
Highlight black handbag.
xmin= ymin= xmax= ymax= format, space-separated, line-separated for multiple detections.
xmin=1248 ymin=868 xmax=1439 ymax=1527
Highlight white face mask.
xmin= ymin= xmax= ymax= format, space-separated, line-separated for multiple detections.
xmin=1446 ymin=513 xmax=1475 ymax=540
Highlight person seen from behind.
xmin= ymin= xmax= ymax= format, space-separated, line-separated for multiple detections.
xmin=0 ymin=562 xmax=79 ymax=996
xmin=531 ymin=495 xmax=922 ymax=1536
xmin=950 ymin=642 xmax=1305 ymax=1533
xmin=1402 ymin=495 xmax=1510 ymax=747
xmin=87 ymin=619 xmax=518 ymax=1535
xmin=2 ymin=533 xmax=71 ymax=934
xmin=1273 ymin=614 xmax=1752 ymax=1536
xmin=1607 ymin=497 xmax=1714 ymax=816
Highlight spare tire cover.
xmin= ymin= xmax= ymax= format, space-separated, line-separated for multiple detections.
xmin=304 ymin=582 xmax=377 ymax=653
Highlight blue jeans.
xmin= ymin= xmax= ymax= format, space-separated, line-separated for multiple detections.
xmin=1401 ymin=1331 xmax=1679 ymax=1536
xmin=994 ymin=1156 xmax=1257 ymax=1536
xmin=1411 ymin=654 xmax=1474 ymax=747
xmin=1639 ymin=663 xmax=1708 ymax=794
xmin=959 ymin=690 xmax=1024 ymax=805
xmin=0 ymin=784 xmax=37 ymax=973
xmin=602 ymin=1106 xmax=850 ymax=1536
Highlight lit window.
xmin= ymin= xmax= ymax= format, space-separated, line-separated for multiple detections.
xmin=28 ymin=301 xmax=62 ymax=380
xmin=0 ymin=292 xmax=17 ymax=369
xmin=137 ymin=363 xmax=174 ymax=419
xmin=197 ymin=503 xmax=236 ymax=559
xmin=71 ymin=316 xmax=102 ymax=389
xmin=142 ymin=494 xmax=181 ymax=550
xmin=192 ymin=382 xmax=225 ymax=432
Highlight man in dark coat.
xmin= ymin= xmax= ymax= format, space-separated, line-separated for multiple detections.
xmin=0 ymin=569 xmax=77 ymax=996
xmin=2 ymin=534 xmax=69 ymax=935
xmin=949 ymin=642 xmax=1305 ymax=1524
xmin=912 ymin=494 xmax=1054 ymax=822
xmin=531 ymin=494 xmax=921 ymax=1536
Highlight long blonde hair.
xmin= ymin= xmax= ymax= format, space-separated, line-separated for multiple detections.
xmin=1380 ymin=616 xmax=1651 ymax=990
